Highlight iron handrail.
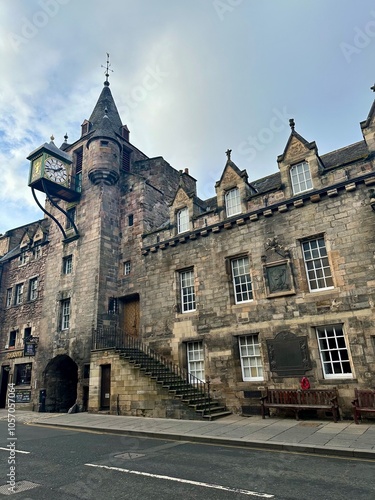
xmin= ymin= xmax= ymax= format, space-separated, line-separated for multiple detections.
xmin=92 ymin=326 xmax=212 ymax=415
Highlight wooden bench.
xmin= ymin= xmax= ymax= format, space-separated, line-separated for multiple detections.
xmin=352 ymin=389 xmax=375 ymax=424
xmin=260 ymin=388 xmax=339 ymax=422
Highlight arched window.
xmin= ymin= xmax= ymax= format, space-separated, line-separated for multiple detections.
xmin=177 ymin=207 xmax=189 ymax=233
xmin=225 ymin=188 xmax=241 ymax=217
xmin=290 ymin=161 xmax=313 ymax=194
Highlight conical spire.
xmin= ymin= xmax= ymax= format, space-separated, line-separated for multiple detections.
xmin=89 ymin=85 xmax=123 ymax=135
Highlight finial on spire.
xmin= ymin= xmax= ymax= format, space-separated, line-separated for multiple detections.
xmin=289 ymin=118 xmax=295 ymax=131
xmin=50 ymin=135 xmax=55 ymax=142
xmin=225 ymin=149 xmax=232 ymax=160
xmin=64 ymin=133 xmax=68 ymax=143
xmin=101 ymin=52 xmax=113 ymax=86
xmin=371 ymin=84 xmax=375 ymax=92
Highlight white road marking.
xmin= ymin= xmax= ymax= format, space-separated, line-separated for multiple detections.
xmin=0 ymin=447 xmax=30 ymax=454
xmin=85 ymin=463 xmax=274 ymax=498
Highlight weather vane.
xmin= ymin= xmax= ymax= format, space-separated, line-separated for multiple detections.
xmin=101 ymin=53 xmax=113 ymax=86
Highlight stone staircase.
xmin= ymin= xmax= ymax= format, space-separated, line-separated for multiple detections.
xmin=117 ymin=346 xmax=231 ymax=420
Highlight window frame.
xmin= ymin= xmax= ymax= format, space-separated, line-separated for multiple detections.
xmin=66 ymin=207 xmax=76 ymax=229
xmin=8 ymin=330 xmax=17 ymax=349
xmin=302 ymin=237 xmax=334 ymax=292
xmin=19 ymin=252 xmax=28 ymax=266
xmin=187 ymin=341 xmax=205 ymax=382
xmin=231 ymin=256 xmax=253 ymax=304
xmin=316 ymin=325 xmax=353 ymax=379
xmin=14 ymin=283 xmax=24 ymax=305
xmin=290 ymin=161 xmax=313 ymax=195
xmin=61 ymin=298 xmax=71 ymax=330
xmin=177 ymin=207 xmax=189 ymax=234
xmin=124 ymin=261 xmax=131 ymax=275
xmin=63 ymin=255 xmax=73 ymax=275
xmin=14 ymin=363 xmax=32 ymax=386
xmin=6 ymin=288 xmax=12 ymax=308
xmin=179 ymin=269 xmax=196 ymax=313
xmin=28 ymin=277 xmax=38 ymax=301
xmin=225 ymin=187 xmax=241 ymax=217
xmin=238 ymin=334 xmax=264 ymax=381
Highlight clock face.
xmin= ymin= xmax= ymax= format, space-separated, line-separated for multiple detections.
xmin=44 ymin=157 xmax=68 ymax=184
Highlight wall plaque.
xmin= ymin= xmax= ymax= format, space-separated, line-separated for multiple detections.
xmin=15 ymin=390 xmax=31 ymax=403
xmin=264 ymin=260 xmax=295 ymax=297
xmin=267 ymin=331 xmax=312 ymax=377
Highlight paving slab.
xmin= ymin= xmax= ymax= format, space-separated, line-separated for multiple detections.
xmin=1 ymin=410 xmax=374 ymax=459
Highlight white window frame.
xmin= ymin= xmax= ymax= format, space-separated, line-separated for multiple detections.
xmin=29 ymin=277 xmax=38 ymax=301
xmin=177 ymin=207 xmax=189 ymax=233
xmin=231 ymin=256 xmax=253 ymax=303
xmin=124 ymin=261 xmax=131 ymax=275
xmin=187 ymin=341 xmax=205 ymax=382
xmin=63 ymin=255 xmax=73 ymax=274
xmin=19 ymin=252 xmax=28 ymax=266
xmin=290 ymin=161 xmax=313 ymax=195
xmin=61 ymin=299 xmax=70 ymax=330
xmin=14 ymin=283 xmax=24 ymax=305
xmin=316 ymin=325 xmax=353 ymax=379
xmin=302 ymin=237 xmax=333 ymax=291
xmin=225 ymin=188 xmax=241 ymax=217
xmin=33 ymin=246 xmax=41 ymax=259
xmin=239 ymin=335 xmax=263 ymax=381
xmin=6 ymin=288 xmax=12 ymax=308
xmin=180 ymin=269 xmax=196 ymax=313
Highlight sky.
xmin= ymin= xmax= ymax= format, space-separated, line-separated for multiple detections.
xmin=1 ymin=0 xmax=375 ymax=234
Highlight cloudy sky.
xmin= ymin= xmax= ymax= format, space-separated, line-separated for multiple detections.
xmin=1 ymin=0 xmax=375 ymax=234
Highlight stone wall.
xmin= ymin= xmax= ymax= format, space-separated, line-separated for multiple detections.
xmin=89 ymin=349 xmax=202 ymax=419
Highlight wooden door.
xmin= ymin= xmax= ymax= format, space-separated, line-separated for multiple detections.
xmin=100 ymin=365 xmax=111 ymax=410
xmin=122 ymin=297 xmax=140 ymax=337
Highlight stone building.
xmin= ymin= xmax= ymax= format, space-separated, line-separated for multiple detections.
xmin=1 ymin=76 xmax=375 ymax=419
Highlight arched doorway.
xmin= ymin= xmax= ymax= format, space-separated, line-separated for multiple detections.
xmin=43 ymin=355 xmax=78 ymax=412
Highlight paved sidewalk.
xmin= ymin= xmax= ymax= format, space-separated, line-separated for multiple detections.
xmin=1 ymin=410 xmax=375 ymax=460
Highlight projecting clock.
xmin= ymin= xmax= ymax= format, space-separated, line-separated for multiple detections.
xmin=44 ymin=156 xmax=68 ymax=184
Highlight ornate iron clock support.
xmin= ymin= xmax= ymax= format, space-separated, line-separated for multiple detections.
xmin=31 ymin=180 xmax=80 ymax=241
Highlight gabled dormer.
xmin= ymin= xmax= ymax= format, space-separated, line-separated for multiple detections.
xmin=277 ymin=119 xmax=322 ymax=199
xmin=215 ymin=151 xmax=255 ymax=219
xmin=20 ymin=231 xmax=32 ymax=249
xmin=169 ymin=186 xmax=194 ymax=235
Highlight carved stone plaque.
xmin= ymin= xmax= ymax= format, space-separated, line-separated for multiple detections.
xmin=264 ymin=260 xmax=295 ymax=297
xmin=267 ymin=331 xmax=312 ymax=377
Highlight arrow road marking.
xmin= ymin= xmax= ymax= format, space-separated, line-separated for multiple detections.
xmin=85 ymin=463 xmax=274 ymax=498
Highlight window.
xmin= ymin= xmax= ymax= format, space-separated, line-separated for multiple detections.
xmin=15 ymin=363 xmax=32 ymax=386
xmin=74 ymin=148 xmax=83 ymax=191
xmin=66 ymin=207 xmax=76 ymax=229
xmin=187 ymin=341 xmax=205 ymax=382
xmin=8 ymin=331 xmax=17 ymax=349
xmin=302 ymin=237 xmax=333 ymax=291
xmin=124 ymin=261 xmax=131 ymax=275
xmin=6 ymin=288 xmax=12 ymax=308
xmin=63 ymin=255 xmax=73 ymax=274
xmin=290 ymin=161 xmax=313 ymax=195
xmin=19 ymin=252 xmax=28 ymax=266
xmin=180 ymin=269 xmax=196 ymax=312
xmin=14 ymin=283 xmax=24 ymax=305
xmin=316 ymin=325 xmax=353 ymax=379
xmin=61 ymin=299 xmax=70 ymax=330
xmin=33 ymin=246 xmax=41 ymax=259
xmin=231 ymin=257 xmax=253 ymax=303
xmin=128 ymin=214 xmax=134 ymax=226
xmin=122 ymin=148 xmax=131 ymax=171
xmin=239 ymin=335 xmax=263 ymax=381
xmin=29 ymin=278 xmax=38 ymax=301
xmin=225 ymin=188 xmax=241 ymax=217
xmin=177 ymin=207 xmax=189 ymax=233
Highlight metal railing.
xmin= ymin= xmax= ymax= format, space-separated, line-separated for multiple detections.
xmin=92 ymin=325 xmax=211 ymax=416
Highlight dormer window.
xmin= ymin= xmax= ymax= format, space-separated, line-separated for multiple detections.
xmin=290 ymin=161 xmax=313 ymax=195
xmin=225 ymin=188 xmax=241 ymax=217
xmin=177 ymin=207 xmax=189 ymax=233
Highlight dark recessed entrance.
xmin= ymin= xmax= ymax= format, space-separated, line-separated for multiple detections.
xmin=43 ymin=355 xmax=78 ymax=412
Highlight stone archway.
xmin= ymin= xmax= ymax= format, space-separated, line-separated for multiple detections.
xmin=43 ymin=355 xmax=78 ymax=412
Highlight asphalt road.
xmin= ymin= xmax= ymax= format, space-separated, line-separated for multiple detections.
xmin=0 ymin=421 xmax=373 ymax=499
